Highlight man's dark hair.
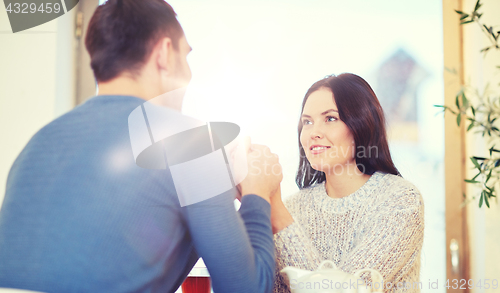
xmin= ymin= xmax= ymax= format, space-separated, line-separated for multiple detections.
xmin=85 ymin=0 xmax=184 ymax=82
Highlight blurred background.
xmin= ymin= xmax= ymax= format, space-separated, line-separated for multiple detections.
xmin=6 ymin=0 xmax=499 ymax=292
xmin=170 ymin=1 xmax=446 ymax=290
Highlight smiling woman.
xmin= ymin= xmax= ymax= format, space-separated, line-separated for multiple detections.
xmin=299 ymin=89 xmax=357 ymax=176
xmin=296 ymin=74 xmax=400 ymax=193
xmin=270 ymin=73 xmax=425 ymax=293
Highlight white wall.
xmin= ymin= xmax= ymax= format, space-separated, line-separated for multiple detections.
xmin=0 ymin=7 xmax=76 ymax=209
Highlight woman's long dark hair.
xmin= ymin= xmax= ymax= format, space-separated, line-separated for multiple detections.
xmin=296 ymin=73 xmax=399 ymax=189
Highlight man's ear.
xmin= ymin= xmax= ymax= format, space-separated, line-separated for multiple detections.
xmin=155 ymin=37 xmax=173 ymax=72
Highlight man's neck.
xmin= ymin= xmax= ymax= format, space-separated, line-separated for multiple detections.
xmin=97 ymin=75 xmax=158 ymax=101
xmin=96 ymin=75 xmax=184 ymax=112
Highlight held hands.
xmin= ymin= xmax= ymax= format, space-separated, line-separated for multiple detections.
xmin=237 ymin=138 xmax=283 ymax=203
xmin=231 ymin=137 xmax=292 ymax=233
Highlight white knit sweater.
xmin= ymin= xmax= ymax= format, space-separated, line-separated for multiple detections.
xmin=273 ymin=172 xmax=424 ymax=293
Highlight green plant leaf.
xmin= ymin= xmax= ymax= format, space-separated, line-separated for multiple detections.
xmin=455 ymin=9 xmax=465 ymax=15
xmin=461 ymin=92 xmax=468 ymax=108
xmin=472 ymin=156 xmax=486 ymax=161
xmin=461 ymin=20 xmax=475 ymax=24
xmin=471 ymin=106 xmax=476 ymax=116
xmin=471 ymin=157 xmax=481 ymax=169
xmin=455 ymin=94 xmax=460 ymax=109
xmin=445 ymin=67 xmax=458 ymax=74
xmin=474 ymin=0 xmax=482 ymax=12
xmin=484 ymin=191 xmax=490 ymax=208
xmin=465 ymin=179 xmax=480 ymax=184
xmin=489 ymin=147 xmax=500 ymax=153
xmin=479 ymin=191 xmax=484 ymax=207
xmin=460 ymin=14 xmax=469 ymax=20
xmin=486 ymin=169 xmax=493 ymax=182
xmin=483 ymin=25 xmax=495 ymax=38
xmin=467 ymin=122 xmax=474 ymax=131
xmin=457 ymin=113 xmax=462 ymax=126
xmin=480 ymin=47 xmax=491 ymax=52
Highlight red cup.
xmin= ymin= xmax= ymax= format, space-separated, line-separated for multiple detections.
xmin=181 ymin=276 xmax=211 ymax=293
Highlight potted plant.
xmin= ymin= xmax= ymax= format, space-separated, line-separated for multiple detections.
xmin=436 ymin=0 xmax=500 ymax=208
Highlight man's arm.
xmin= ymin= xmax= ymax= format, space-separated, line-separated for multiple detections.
xmin=181 ymin=143 xmax=282 ymax=293
xmin=182 ymin=190 xmax=274 ymax=293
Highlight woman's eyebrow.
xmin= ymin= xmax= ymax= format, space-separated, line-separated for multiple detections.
xmin=301 ymin=109 xmax=338 ymax=118
xmin=321 ymin=109 xmax=338 ymax=115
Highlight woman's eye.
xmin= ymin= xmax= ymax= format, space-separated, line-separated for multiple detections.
xmin=302 ymin=119 xmax=312 ymax=125
xmin=326 ymin=116 xmax=338 ymax=122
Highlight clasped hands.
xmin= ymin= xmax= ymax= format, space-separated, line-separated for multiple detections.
xmin=229 ymin=137 xmax=294 ymax=233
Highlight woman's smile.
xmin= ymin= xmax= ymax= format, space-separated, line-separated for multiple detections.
xmin=309 ymin=144 xmax=331 ymax=155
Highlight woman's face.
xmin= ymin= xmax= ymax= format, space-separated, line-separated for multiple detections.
xmin=300 ymin=88 xmax=356 ymax=174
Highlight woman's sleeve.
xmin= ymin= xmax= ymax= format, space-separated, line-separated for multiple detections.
xmin=337 ymin=189 xmax=424 ymax=292
xmin=272 ymin=195 xmax=323 ymax=293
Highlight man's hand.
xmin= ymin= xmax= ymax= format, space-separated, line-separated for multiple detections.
xmin=237 ymin=139 xmax=282 ymax=203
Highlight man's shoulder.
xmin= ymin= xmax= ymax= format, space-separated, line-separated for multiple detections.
xmin=34 ymin=95 xmax=142 ymax=133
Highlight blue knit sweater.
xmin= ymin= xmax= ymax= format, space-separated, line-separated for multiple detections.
xmin=0 ymin=95 xmax=274 ymax=293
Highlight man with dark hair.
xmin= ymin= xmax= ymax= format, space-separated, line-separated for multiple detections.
xmin=0 ymin=0 xmax=280 ymax=292
xmin=86 ymin=0 xmax=186 ymax=83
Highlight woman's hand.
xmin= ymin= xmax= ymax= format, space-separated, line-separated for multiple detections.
xmin=270 ymin=188 xmax=294 ymax=234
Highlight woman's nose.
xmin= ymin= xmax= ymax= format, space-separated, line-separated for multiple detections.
xmin=310 ymin=126 xmax=324 ymax=139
